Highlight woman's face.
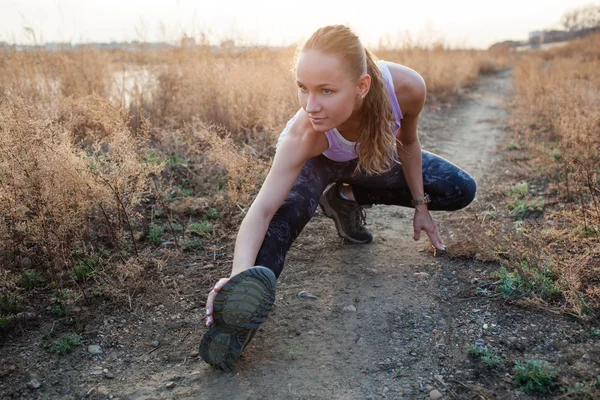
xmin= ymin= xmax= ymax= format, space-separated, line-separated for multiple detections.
xmin=296 ymin=50 xmax=364 ymax=132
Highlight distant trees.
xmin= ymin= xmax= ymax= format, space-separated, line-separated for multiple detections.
xmin=561 ymin=3 xmax=600 ymax=32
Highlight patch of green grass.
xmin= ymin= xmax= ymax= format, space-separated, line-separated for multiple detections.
xmin=166 ymin=154 xmax=187 ymax=168
xmin=0 ymin=293 xmax=20 ymax=314
xmin=492 ymin=263 xmax=561 ymax=300
xmin=505 ymin=143 xmax=520 ymax=151
xmin=507 ymin=197 xmax=544 ymax=219
xmin=44 ymin=332 xmax=82 ymax=355
xmin=50 ymin=289 xmax=76 ymax=316
xmin=205 ymin=207 xmax=221 ymax=219
xmin=493 ymin=267 xmax=522 ymax=297
xmin=591 ymin=327 xmax=600 ymax=337
xmin=552 ymin=150 xmax=561 ymax=161
xmin=181 ymin=238 xmax=203 ymax=251
xmin=143 ymin=150 xmax=165 ymax=166
xmin=467 ymin=345 xmax=501 ymax=367
xmin=514 ymin=220 xmax=526 ymax=234
xmin=147 ymin=224 xmax=164 ymax=245
xmin=512 ymin=359 xmax=557 ymax=394
xmin=20 ymin=269 xmax=46 ymax=289
xmin=506 ymin=182 xmax=544 ymax=219
xmin=72 ymin=254 xmax=103 ymax=282
xmin=512 ymin=182 xmax=529 ymax=198
xmin=188 ymin=221 xmax=213 ymax=237
xmin=167 ymin=185 xmax=193 ymax=199
xmin=0 ymin=315 xmax=16 ymax=336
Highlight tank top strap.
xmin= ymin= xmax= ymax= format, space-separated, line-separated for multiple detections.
xmin=376 ymin=60 xmax=403 ymax=130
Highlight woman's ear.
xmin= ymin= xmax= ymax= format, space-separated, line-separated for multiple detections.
xmin=358 ymin=73 xmax=371 ymax=97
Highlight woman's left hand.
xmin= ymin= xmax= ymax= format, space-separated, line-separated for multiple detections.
xmin=413 ymin=205 xmax=445 ymax=251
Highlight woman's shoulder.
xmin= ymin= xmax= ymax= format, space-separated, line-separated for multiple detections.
xmin=279 ymin=109 xmax=328 ymax=156
xmin=382 ymin=61 xmax=426 ymax=116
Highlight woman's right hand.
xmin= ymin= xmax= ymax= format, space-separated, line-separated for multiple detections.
xmin=205 ymin=278 xmax=230 ymax=327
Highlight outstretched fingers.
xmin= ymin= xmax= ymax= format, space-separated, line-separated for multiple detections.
xmin=205 ymin=278 xmax=230 ymax=327
xmin=426 ymin=225 xmax=445 ymax=251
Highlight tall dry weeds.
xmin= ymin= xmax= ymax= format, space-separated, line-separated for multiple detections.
xmin=508 ymin=33 xmax=600 ymax=314
xmin=0 ymin=92 xmax=160 ymax=285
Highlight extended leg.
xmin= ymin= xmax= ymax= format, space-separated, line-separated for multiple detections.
xmin=254 ymin=156 xmax=333 ymax=278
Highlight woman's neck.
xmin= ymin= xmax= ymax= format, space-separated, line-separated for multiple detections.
xmin=336 ymin=105 xmax=364 ymax=141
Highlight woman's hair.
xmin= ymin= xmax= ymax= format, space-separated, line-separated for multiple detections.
xmin=298 ymin=25 xmax=397 ymax=175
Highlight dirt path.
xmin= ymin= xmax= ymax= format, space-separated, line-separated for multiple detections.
xmin=9 ymin=69 xmax=593 ymax=399
xmin=114 ymin=70 xmax=514 ymax=399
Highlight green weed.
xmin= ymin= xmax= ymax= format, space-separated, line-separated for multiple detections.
xmin=72 ymin=254 xmax=102 ymax=281
xmin=512 ymin=182 xmax=529 ymax=198
xmin=505 ymin=143 xmax=520 ymax=151
xmin=143 ymin=150 xmax=165 ymax=166
xmin=0 ymin=293 xmax=20 ymax=314
xmin=512 ymin=359 xmax=557 ymax=394
xmin=507 ymin=198 xmax=544 ymax=218
xmin=467 ymin=345 xmax=501 ymax=367
xmin=50 ymin=289 xmax=76 ymax=316
xmin=591 ymin=327 xmax=600 ymax=337
xmin=166 ymin=154 xmax=187 ymax=168
xmin=147 ymin=225 xmax=164 ymax=245
xmin=205 ymin=207 xmax=221 ymax=219
xmin=492 ymin=263 xmax=561 ymax=300
xmin=188 ymin=221 xmax=213 ymax=237
xmin=168 ymin=185 xmax=193 ymax=199
xmin=0 ymin=315 xmax=16 ymax=336
xmin=20 ymin=269 xmax=46 ymax=289
xmin=44 ymin=332 xmax=82 ymax=355
xmin=181 ymin=238 xmax=203 ymax=251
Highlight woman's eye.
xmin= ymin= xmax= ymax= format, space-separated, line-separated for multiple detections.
xmin=322 ymin=89 xmax=332 ymax=94
xmin=298 ymin=86 xmax=307 ymax=92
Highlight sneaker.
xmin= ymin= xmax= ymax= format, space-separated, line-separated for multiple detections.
xmin=199 ymin=266 xmax=276 ymax=371
xmin=319 ymin=183 xmax=373 ymax=244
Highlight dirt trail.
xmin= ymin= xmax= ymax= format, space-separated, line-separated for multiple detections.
xmin=116 ymin=70 xmax=514 ymax=399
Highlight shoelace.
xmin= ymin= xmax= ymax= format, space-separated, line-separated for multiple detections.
xmin=350 ymin=203 xmax=367 ymax=231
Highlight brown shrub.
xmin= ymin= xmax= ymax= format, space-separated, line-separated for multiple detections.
xmin=506 ymin=34 xmax=600 ymax=314
xmin=0 ymin=93 xmax=161 ymax=283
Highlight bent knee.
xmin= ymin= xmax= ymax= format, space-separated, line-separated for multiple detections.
xmin=450 ymin=175 xmax=477 ymax=211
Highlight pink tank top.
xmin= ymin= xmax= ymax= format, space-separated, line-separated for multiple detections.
xmin=276 ymin=60 xmax=403 ymax=162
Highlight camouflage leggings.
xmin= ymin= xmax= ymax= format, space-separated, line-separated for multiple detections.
xmin=255 ymin=151 xmax=476 ymax=278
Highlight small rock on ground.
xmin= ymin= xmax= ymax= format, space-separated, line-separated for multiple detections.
xmin=28 ymin=378 xmax=41 ymax=390
xmin=87 ymin=345 xmax=103 ymax=355
xmin=429 ymin=389 xmax=443 ymax=399
xmin=298 ymin=291 xmax=319 ymax=300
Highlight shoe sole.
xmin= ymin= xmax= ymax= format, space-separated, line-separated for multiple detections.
xmin=319 ymin=187 xmax=371 ymax=244
xmin=199 ymin=266 xmax=276 ymax=371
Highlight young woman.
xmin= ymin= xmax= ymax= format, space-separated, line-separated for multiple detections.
xmin=199 ymin=25 xmax=476 ymax=371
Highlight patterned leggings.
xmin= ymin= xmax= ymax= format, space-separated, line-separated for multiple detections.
xmin=255 ymin=151 xmax=476 ymax=278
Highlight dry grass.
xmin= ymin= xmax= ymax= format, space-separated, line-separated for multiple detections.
xmin=377 ymin=44 xmax=511 ymax=99
xmin=504 ymin=33 xmax=600 ymax=315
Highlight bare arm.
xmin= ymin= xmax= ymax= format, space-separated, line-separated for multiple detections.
xmin=389 ymin=63 xmax=445 ymax=250
xmin=392 ymin=63 xmax=426 ymax=206
xmin=231 ymin=127 xmax=322 ymax=276
xmin=205 ymin=112 xmax=327 ymax=325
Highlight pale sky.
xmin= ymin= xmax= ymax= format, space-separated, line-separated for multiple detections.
xmin=0 ymin=0 xmax=596 ymax=49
